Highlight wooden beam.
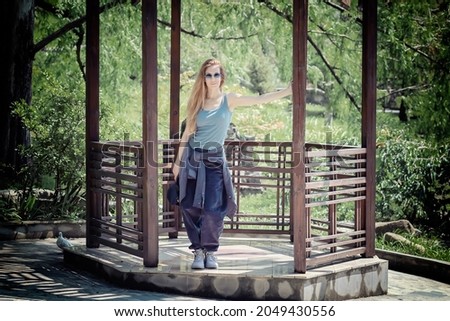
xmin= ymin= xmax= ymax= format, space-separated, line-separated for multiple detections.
xmin=170 ymin=0 xmax=181 ymax=138
xmin=361 ymin=0 xmax=377 ymax=257
xmin=142 ymin=0 xmax=159 ymax=267
xmin=292 ymin=0 xmax=308 ymax=273
xmin=86 ymin=0 xmax=100 ymax=248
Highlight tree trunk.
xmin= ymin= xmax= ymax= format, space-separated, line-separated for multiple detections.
xmin=0 ymin=0 xmax=33 ymax=186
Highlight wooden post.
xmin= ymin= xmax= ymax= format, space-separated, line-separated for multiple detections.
xmin=85 ymin=0 xmax=100 ymax=248
xmin=170 ymin=0 xmax=181 ymax=139
xmin=168 ymin=0 xmax=181 ymax=238
xmin=292 ymin=0 xmax=308 ymax=273
xmin=361 ymin=0 xmax=377 ymax=257
xmin=142 ymin=0 xmax=159 ymax=267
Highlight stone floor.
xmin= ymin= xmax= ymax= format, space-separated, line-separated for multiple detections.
xmin=63 ymin=235 xmax=388 ymax=300
xmin=1 ymin=237 xmax=449 ymax=301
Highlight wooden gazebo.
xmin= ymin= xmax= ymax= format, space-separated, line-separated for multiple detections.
xmin=85 ymin=0 xmax=377 ymax=273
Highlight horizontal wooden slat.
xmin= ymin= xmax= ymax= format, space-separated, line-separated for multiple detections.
xmin=231 ymin=213 xmax=289 ymax=219
xmin=306 ymin=195 xmax=366 ymax=208
xmin=233 ymin=220 xmax=290 ymax=226
xmin=305 ymin=158 xmax=366 ymax=168
xmin=91 ymin=178 xmax=143 ymax=193
xmin=231 ymin=174 xmax=291 ymax=182
xmin=305 ymin=148 xmax=366 ymax=158
xmin=230 ymin=150 xmax=292 ymax=158
xmin=305 ymin=142 xmax=358 ymax=150
xmin=158 ymin=226 xmax=178 ymax=233
xmin=92 ymin=218 xmax=142 ymax=235
xmin=229 ymin=166 xmax=292 ymax=173
xmin=160 ymin=211 xmax=176 ymax=216
xmin=96 ymin=227 xmax=143 ymax=244
xmin=308 ymin=237 xmax=366 ymax=251
xmin=307 ymin=230 xmax=366 ymax=242
xmin=226 ymin=141 xmax=292 ymax=148
xmin=306 ymin=177 xmax=366 ymax=189
xmin=220 ymin=228 xmax=290 ymax=235
xmin=90 ymin=141 xmax=143 ymax=153
xmin=306 ymin=247 xmax=366 ymax=267
xmin=306 ymin=168 xmax=366 ymax=177
xmin=93 ymin=236 xmax=143 ymax=258
xmin=310 ymin=220 xmax=357 ymax=233
xmin=90 ymin=161 xmax=144 ymax=173
xmin=91 ymin=151 xmax=141 ymax=163
xmin=159 ymin=217 xmax=175 ymax=224
xmin=305 ymin=186 xmax=366 ymax=199
xmin=233 ymin=182 xmax=291 ymax=189
xmin=90 ymin=169 xmax=142 ymax=183
xmin=91 ymin=187 xmax=143 ymax=201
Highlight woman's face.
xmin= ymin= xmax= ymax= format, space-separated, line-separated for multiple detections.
xmin=204 ymin=65 xmax=222 ymax=90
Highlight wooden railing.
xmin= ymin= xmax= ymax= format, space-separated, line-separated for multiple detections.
xmin=304 ymin=144 xmax=367 ymax=268
xmin=87 ymin=139 xmax=368 ymax=269
xmin=88 ymin=141 xmax=145 ymax=256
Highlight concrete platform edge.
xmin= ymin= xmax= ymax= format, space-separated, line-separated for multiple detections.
xmin=63 ymin=246 xmax=388 ymax=301
xmin=376 ymin=249 xmax=450 ymax=284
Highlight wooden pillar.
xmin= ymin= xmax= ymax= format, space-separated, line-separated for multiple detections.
xmin=85 ymin=0 xmax=100 ymax=248
xmin=361 ymin=0 xmax=377 ymax=257
xmin=292 ymin=0 xmax=308 ymax=273
xmin=170 ymin=0 xmax=181 ymax=138
xmin=168 ymin=0 xmax=181 ymax=238
xmin=142 ymin=0 xmax=158 ymax=267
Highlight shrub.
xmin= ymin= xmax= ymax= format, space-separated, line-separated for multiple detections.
xmin=376 ymin=127 xmax=450 ymax=238
xmin=2 ymin=73 xmax=86 ymax=221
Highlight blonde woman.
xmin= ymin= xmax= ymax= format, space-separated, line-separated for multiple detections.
xmin=173 ymin=58 xmax=292 ymax=269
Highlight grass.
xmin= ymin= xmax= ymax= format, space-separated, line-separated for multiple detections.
xmin=376 ymin=231 xmax=450 ymax=262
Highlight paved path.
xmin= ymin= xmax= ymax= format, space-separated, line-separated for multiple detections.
xmin=0 ymin=239 xmax=449 ymax=301
xmin=0 ymin=239 xmax=204 ymax=301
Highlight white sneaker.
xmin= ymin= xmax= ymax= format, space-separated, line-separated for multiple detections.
xmin=205 ymin=251 xmax=218 ymax=269
xmin=191 ymin=249 xmax=205 ymax=269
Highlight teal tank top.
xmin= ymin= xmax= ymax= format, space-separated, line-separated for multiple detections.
xmin=189 ymin=94 xmax=232 ymax=150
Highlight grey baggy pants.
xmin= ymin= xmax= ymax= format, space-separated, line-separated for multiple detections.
xmin=181 ymin=159 xmax=227 ymax=252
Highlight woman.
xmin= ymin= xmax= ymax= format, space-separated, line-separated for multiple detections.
xmin=172 ymin=58 xmax=292 ymax=269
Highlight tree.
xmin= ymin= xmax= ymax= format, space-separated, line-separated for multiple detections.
xmin=0 ymin=0 xmax=34 ymax=186
xmin=377 ymin=1 xmax=450 ymax=142
xmin=0 ymin=0 xmax=128 ymax=186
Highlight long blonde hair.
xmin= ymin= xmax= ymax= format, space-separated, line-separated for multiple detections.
xmin=185 ymin=58 xmax=226 ymax=136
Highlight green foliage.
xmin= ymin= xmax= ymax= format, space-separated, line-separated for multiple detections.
xmin=376 ymin=231 xmax=450 ymax=262
xmin=247 ymin=57 xmax=278 ymax=95
xmin=377 ymin=1 xmax=450 ymax=143
xmin=376 ymin=123 xmax=450 ymax=237
xmin=5 ymin=72 xmax=86 ymax=221
xmin=0 ymin=203 xmax=19 ymax=223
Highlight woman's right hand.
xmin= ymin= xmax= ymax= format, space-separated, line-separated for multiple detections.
xmin=172 ymin=163 xmax=180 ymax=181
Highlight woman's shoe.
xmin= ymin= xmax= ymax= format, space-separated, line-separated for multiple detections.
xmin=205 ymin=252 xmax=218 ymax=269
xmin=191 ymin=249 xmax=205 ymax=269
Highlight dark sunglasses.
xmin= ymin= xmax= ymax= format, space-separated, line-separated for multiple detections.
xmin=205 ymin=72 xmax=221 ymax=80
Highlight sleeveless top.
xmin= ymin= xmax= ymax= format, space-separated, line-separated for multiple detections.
xmin=188 ymin=94 xmax=232 ymax=151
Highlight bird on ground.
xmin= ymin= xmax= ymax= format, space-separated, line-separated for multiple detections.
xmin=56 ymin=232 xmax=73 ymax=250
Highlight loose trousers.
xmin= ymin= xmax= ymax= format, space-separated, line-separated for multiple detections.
xmin=181 ymin=160 xmax=227 ymax=252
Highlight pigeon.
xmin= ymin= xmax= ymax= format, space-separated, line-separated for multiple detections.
xmin=56 ymin=232 xmax=73 ymax=250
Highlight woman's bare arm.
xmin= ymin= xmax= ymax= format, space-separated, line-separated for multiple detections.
xmin=227 ymin=83 xmax=292 ymax=111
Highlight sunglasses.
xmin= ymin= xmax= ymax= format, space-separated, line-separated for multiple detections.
xmin=205 ymin=72 xmax=221 ymax=80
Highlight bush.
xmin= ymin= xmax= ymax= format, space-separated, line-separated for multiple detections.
xmin=1 ymin=73 xmax=87 ymax=222
xmin=376 ymin=127 xmax=450 ymax=238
